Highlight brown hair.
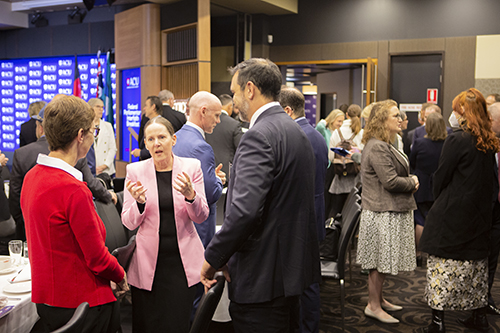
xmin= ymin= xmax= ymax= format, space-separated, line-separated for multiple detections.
xmin=424 ymin=113 xmax=447 ymax=141
xmin=144 ymin=116 xmax=175 ymax=139
xmin=43 ymin=95 xmax=94 ymax=151
xmin=453 ymin=88 xmax=499 ymax=153
xmin=28 ymin=101 xmax=46 ymax=117
xmin=346 ymin=104 xmax=362 ymax=135
xmin=362 ymin=100 xmax=398 ymax=144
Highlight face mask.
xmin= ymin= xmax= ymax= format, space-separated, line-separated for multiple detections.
xmin=449 ymin=112 xmax=460 ymax=128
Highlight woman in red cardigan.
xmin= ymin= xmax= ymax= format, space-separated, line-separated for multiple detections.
xmin=21 ymin=95 xmax=128 ymax=333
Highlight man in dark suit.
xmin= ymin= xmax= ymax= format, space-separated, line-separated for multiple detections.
xmin=412 ymin=104 xmax=452 ymax=147
xmin=158 ymin=89 xmax=186 ymax=132
xmin=487 ymin=102 xmax=500 ymax=315
xmin=9 ymin=107 xmax=115 ymax=241
xmin=205 ymin=94 xmax=244 ymax=185
xmin=201 ymin=58 xmax=320 ymax=332
xmin=280 ymin=86 xmax=328 ymax=333
xmin=19 ymin=101 xmax=46 ymax=147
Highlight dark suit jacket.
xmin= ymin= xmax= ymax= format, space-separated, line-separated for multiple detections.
xmin=296 ymin=117 xmax=329 ymax=242
xmin=19 ymin=119 xmax=37 ymax=147
xmin=138 ymin=115 xmax=151 ymax=160
xmin=0 ymin=167 xmax=9 ymax=221
xmin=205 ymin=113 xmax=244 ymax=183
xmin=10 ymin=137 xmax=112 ymax=239
xmin=412 ymin=125 xmax=453 ymax=147
xmin=409 ymin=137 xmax=444 ymax=203
xmin=402 ymin=128 xmax=413 ymax=159
xmin=205 ymin=105 xmax=320 ymax=304
xmin=162 ymin=104 xmax=186 ymax=133
xmin=173 ymin=124 xmax=223 ymax=247
xmin=420 ymin=129 xmax=494 ymax=260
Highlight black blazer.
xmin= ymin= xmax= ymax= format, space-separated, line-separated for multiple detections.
xmin=162 ymin=104 xmax=186 ymax=133
xmin=409 ymin=137 xmax=444 ymax=203
xmin=204 ymin=105 xmax=320 ymax=303
xmin=10 ymin=137 xmax=112 ymax=238
xmin=205 ymin=113 xmax=244 ymax=183
xmin=19 ymin=119 xmax=38 ymax=147
xmin=420 ymin=129 xmax=495 ymax=260
xmin=0 ymin=167 xmax=9 ymax=221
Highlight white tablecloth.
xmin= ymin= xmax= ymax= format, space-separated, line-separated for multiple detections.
xmin=0 ymin=264 xmax=37 ymax=333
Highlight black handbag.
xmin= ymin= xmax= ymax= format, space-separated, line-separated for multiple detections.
xmin=319 ymin=216 xmax=342 ymax=261
xmin=111 ymin=235 xmax=136 ymax=271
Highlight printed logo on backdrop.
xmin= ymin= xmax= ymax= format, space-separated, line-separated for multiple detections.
xmin=126 ymin=77 xmax=140 ymax=89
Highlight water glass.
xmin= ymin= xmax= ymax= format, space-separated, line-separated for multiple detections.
xmin=23 ymin=241 xmax=29 ymax=263
xmin=8 ymin=240 xmax=23 ymax=266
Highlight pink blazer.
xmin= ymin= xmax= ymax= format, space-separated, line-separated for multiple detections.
xmin=121 ymin=155 xmax=209 ymax=291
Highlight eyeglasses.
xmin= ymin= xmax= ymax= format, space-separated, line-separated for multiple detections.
xmin=89 ymin=126 xmax=100 ymax=138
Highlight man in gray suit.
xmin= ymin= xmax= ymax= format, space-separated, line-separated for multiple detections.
xmin=205 ymin=94 xmax=244 ymax=185
xmin=9 ymin=106 xmax=115 ymax=240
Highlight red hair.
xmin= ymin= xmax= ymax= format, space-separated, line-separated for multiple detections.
xmin=453 ymin=88 xmax=498 ymax=153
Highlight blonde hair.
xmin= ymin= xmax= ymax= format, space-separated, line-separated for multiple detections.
xmin=325 ymin=109 xmax=345 ymax=130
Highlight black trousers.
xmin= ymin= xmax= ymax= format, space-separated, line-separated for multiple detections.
xmin=31 ymin=301 xmax=119 ymax=333
xmin=229 ymin=295 xmax=300 ymax=333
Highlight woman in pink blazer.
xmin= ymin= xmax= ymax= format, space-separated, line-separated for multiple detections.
xmin=122 ymin=116 xmax=209 ymax=333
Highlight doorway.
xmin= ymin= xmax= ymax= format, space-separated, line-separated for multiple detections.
xmin=390 ymin=53 xmax=443 ymax=130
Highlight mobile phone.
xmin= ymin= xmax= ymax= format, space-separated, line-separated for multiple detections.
xmin=330 ymin=147 xmax=350 ymax=157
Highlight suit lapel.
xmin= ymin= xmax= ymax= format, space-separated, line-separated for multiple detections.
xmin=388 ymin=143 xmax=409 ymax=175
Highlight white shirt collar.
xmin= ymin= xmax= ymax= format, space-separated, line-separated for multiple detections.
xmin=221 ymin=110 xmax=228 ymax=116
xmin=294 ymin=116 xmax=306 ymax=123
xmin=36 ymin=154 xmax=83 ymax=181
xmin=249 ymin=101 xmax=280 ymax=128
xmin=186 ymin=121 xmax=205 ymax=139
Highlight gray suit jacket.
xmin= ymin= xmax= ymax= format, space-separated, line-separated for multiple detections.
xmin=205 ymin=113 xmax=244 ymax=183
xmin=361 ymin=138 xmax=417 ymax=212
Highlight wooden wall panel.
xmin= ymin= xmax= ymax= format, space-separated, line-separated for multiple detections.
xmin=377 ymin=40 xmax=389 ymax=101
xmin=164 ymin=63 xmax=198 ymax=99
xmin=388 ymin=38 xmax=445 ymax=54
xmin=115 ymin=4 xmax=160 ymax=70
xmin=443 ymin=36 xmax=476 ymax=117
xmin=141 ymin=66 xmax=162 ymax=104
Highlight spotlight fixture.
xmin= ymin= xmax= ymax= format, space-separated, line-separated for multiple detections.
xmin=68 ymin=7 xmax=86 ymax=24
xmin=31 ymin=13 xmax=48 ymax=27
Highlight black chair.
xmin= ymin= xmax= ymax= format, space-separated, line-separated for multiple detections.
xmin=189 ymin=276 xmax=226 ymax=333
xmin=51 ymin=302 xmax=89 ymax=333
xmin=321 ymin=200 xmax=362 ymax=331
xmin=95 ymin=200 xmax=128 ymax=253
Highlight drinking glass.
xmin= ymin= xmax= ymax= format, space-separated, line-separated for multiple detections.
xmin=23 ymin=241 xmax=29 ymax=263
xmin=8 ymin=240 xmax=23 ymax=266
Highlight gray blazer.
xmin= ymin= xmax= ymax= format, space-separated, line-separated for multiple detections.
xmin=361 ymin=138 xmax=417 ymax=212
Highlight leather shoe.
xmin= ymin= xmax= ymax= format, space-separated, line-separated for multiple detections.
xmin=488 ymin=303 xmax=500 ymax=315
xmin=364 ymin=306 xmax=399 ymax=323
xmin=382 ymin=303 xmax=403 ymax=311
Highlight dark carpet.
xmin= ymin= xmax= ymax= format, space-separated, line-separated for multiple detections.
xmin=319 ymin=260 xmax=500 ymax=333
xmin=119 ymin=260 xmax=500 ymax=333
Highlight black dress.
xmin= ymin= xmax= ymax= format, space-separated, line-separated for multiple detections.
xmin=131 ymin=170 xmax=196 ymax=333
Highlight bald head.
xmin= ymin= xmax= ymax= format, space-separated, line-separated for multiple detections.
xmin=188 ymin=91 xmax=222 ymax=134
xmin=489 ymin=102 xmax=500 ymax=137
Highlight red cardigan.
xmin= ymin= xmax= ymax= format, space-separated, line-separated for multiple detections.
xmin=21 ymin=164 xmax=124 ymax=308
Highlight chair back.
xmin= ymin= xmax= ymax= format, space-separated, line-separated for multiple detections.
xmin=189 ymin=276 xmax=226 ymax=333
xmin=95 ymin=200 xmax=128 ymax=253
xmin=51 ymin=302 xmax=89 ymax=333
xmin=340 ymin=187 xmax=360 ymax=219
xmin=337 ymin=200 xmax=362 ymax=277
xmin=111 ymin=234 xmax=136 ymax=271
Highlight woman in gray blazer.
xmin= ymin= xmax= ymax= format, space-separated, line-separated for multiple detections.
xmin=356 ymin=100 xmax=419 ymax=324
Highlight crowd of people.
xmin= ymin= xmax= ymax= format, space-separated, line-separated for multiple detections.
xmin=2 ymin=57 xmax=500 ymax=333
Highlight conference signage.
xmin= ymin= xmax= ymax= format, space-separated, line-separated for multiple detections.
xmin=121 ymin=67 xmax=141 ymax=163
xmin=0 ymin=54 xmax=116 ymax=152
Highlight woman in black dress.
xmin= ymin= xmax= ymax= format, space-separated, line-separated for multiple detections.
xmin=122 ymin=116 xmax=209 ymax=332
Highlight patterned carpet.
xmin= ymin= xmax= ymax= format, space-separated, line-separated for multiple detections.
xmin=319 ymin=260 xmax=500 ymax=333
